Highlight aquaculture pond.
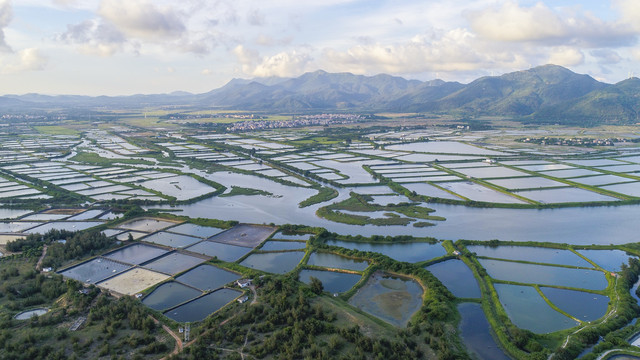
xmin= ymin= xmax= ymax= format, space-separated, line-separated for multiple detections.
xmin=240 ymin=251 xmax=305 ymax=274
xmin=540 ymin=287 xmax=609 ymax=322
xmin=467 ymin=245 xmax=591 ymax=267
xmin=260 ymin=240 xmax=306 ymax=251
xmin=438 ymin=181 xmax=525 ymax=204
xmin=401 ymin=182 xmax=462 ymax=200
xmin=25 ymin=221 xmax=103 ymax=234
xmin=59 ymin=257 xmax=131 ymax=284
xmin=167 ymin=223 xmax=223 ymax=238
xmin=142 ymin=252 xmax=205 ymax=275
xmin=457 ymin=303 xmax=510 ymax=360
xmin=494 ymin=284 xmax=579 ymax=333
xmin=209 ymin=224 xmax=277 ymax=248
xmin=142 ymin=282 xmax=202 ymax=311
xmin=141 ymin=231 xmax=202 ymax=248
xmin=98 ymin=268 xmax=170 ymax=295
xmin=298 ymin=269 xmax=361 ymax=294
xmin=426 ymin=260 xmax=480 ymax=298
xmin=116 ymin=218 xmax=176 ymax=232
xmin=14 ymin=308 xmax=49 ymax=320
xmin=175 ymin=264 xmax=241 ymax=291
xmin=164 ymin=288 xmax=242 ymax=323
xmin=307 ymin=252 xmax=369 ymax=271
xmin=515 ymin=187 xmax=617 ymax=203
xmin=348 ymin=272 xmax=423 ymax=327
xmin=325 ymin=240 xmax=446 ymax=263
xmin=103 ymin=243 xmax=169 ymax=265
xmin=479 ymin=259 xmax=607 ymax=290
xmin=0 ymin=208 xmax=32 ymax=219
xmin=272 ymin=232 xmax=312 ymax=241
xmin=578 ymin=249 xmax=636 ymax=272
xmin=185 ymin=241 xmax=250 ymax=262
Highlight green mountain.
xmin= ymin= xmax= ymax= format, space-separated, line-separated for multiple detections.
xmin=1 ymin=65 xmax=639 ymax=125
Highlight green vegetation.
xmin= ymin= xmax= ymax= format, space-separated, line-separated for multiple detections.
xmin=70 ymin=151 xmax=156 ymax=166
xmin=220 ymin=186 xmax=274 ymax=197
xmin=33 ymin=125 xmax=80 ymax=136
xmin=299 ymin=186 xmax=339 ymax=208
xmin=0 ymin=258 xmax=173 ymax=359
xmin=317 ymin=192 xmax=444 ymax=226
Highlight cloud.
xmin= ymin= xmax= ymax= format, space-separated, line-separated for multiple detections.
xmin=590 ymin=49 xmax=622 ymax=64
xmin=467 ymin=1 xmax=636 ymax=47
xmin=547 ymin=47 xmax=584 ymax=66
xmin=59 ymin=19 xmax=125 ymax=56
xmin=247 ymin=9 xmax=265 ymax=26
xmin=233 ymin=45 xmax=311 ymax=77
xmin=320 ymin=28 xmax=525 ymax=75
xmin=1 ymin=48 xmax=47 ymax=73
xmin=201 ymin=68 xmax=212 ymax=75
xmin=613 ymin=0 xmax=640 ymax=31
xmin=98 ymin=0 xmax=186 ymax=40
xmin=0 ymin=0 xmax=12 ymax=52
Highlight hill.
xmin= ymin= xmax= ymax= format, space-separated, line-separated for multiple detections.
xmin=1 ymin=65 xmax=639 ymax=125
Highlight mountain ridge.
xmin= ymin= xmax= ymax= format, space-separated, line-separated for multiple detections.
xmin=1 ymin=64 xmax=638 ymax=125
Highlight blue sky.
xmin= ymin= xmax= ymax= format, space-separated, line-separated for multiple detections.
xmin=0 ymin=0 xmax=638 ymax=95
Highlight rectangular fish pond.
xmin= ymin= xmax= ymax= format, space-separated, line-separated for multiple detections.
xmin=478 ymin=259 xmax=608 ymax=290
xmin=142 ymin=281 xmax=202 ymax=311
xmin=348 ymin=272 xmax=423 ymax=327
xmin=185 ymin=241 xmax=251 ymax=262
xmin=458 ymin=303 xmax=510 ymax=360
xmin=166 ymin=223 xmax=224 ymax=238
xmin=208 ymin=224 xmax=277 ymax=248
xmin=175 ymin=264 xmax=241 ymax=291
xmin=325 ymin=240 xmax=446 ymax=263
xmin=298 ymin=269 xmax=361 ymax=294
xmin=141 ymin=231 xmax=203 ymax=248
xmin=494 ymin=283 xmax=579 ymax=334
xmin=306 ymin=252 xmax=369 ymax=271
xmin=59 ymin=257 xmax=131 ymax=284
xmin=142 ymin=252 xmax=207 ymax=275
xmin=103 ymin=243 xmax=169 ymax=265
xmin=164 ymin=288 xmax=242 ymax=323
xmin=426 ymin=260 xmax=480 ymax=298
xmin=260 ymin=241 xmax=306 ymax=251
xmin=240 ymin=251 xmax=305 ymax=274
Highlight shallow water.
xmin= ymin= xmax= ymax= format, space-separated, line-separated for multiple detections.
xmin=427 ymin=260 xmax=480 ymax=298
xmin=164 ymin=288 xmax=241 ymax=323
xmin=467 ymin=245 xmax=591 ymax=267
xmin=457 ymin=303 xmax=510 ymax=360
xmin=479 ymin=259 xmax=607 ymax=290
xmin=298 ymin=269 xmax=361 ymax=293
xmin=494 ymin=284 xmax=578 ymax=334
xmin=240 ymin=251 xmax=304 ymax=274
xmin=540 ymin=287 xmax=609 ymax=322
xmin=307 ymin=252 xmax=369 ymax=271
xmin=326 ymin=240 xmax=446 ymax=263
xmin=175 ymin=264 xmax=241 ymax=291
xmin=14 ymin=308 xmax=48 ymax=320
xmin=142 ymin=282 xmax=202 ymax=311
xmin=348 ymin=273 xmax=423 ymax=327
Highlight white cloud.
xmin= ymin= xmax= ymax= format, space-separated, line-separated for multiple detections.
xmin=0 ymin=0 xmax=12 ymax=52
xmin=59 ymin=19 xmax=125 ymax=56
xmin=547 ymin=47 xmax=584 ymax=67
xmin=468 ymin=1 xmax=565 ymax=42
xmin=1 ymin=48 xmax=47 ymax=73
xmin=98 ymin=0 xmax=186 ymax=40
xmin=201 ymin=68 xmax=212 ymax=75
xmin=320 ymin=28 xmax=524 ymax=76
xmin=590 ymin=49 xmax=622 ymax=64
xmin=613 ymin=0 xmax=640 ymax=31
xmin=233 ymin=45 xmax=311 ymax=77
xmin=468 ymin=1 xmax=636 ymax=47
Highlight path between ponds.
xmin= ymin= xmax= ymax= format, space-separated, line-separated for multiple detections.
xmin=36 ymin=245 xmax=48 ymax=271
xmin=151 ymin=315 xmax=182 ymax=360
xmin=550 ymin=277 xmax=619 ymax=360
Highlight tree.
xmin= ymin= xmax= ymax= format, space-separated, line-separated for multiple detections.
xmin=309 ymin=277 xmax=323 ymax=295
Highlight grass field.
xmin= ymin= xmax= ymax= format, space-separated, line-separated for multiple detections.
xmin=33 ymin=125 xmax=80 ymax=136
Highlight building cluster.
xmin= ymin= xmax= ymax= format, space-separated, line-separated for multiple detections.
xmin=517 ymin=136 xmax=635 ymax=147
xmin=227 ymin=113 xmax=365 ymax=132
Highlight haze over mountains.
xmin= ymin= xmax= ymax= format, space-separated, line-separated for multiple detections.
xmin=2 ymin=64 xmax=639 ymax=125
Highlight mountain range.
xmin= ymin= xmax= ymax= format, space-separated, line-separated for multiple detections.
xmin=2 ymin=64 xmax=639 ymax=125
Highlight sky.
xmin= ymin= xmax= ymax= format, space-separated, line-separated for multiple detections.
xmin=0 ymin=0 xmax=639 ymax=95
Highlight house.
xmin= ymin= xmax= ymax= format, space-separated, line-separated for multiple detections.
xmin=237 ymin=295 xmax=249 ymax=304
xmin=236 ymin=279 xmax=252 ymax=288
